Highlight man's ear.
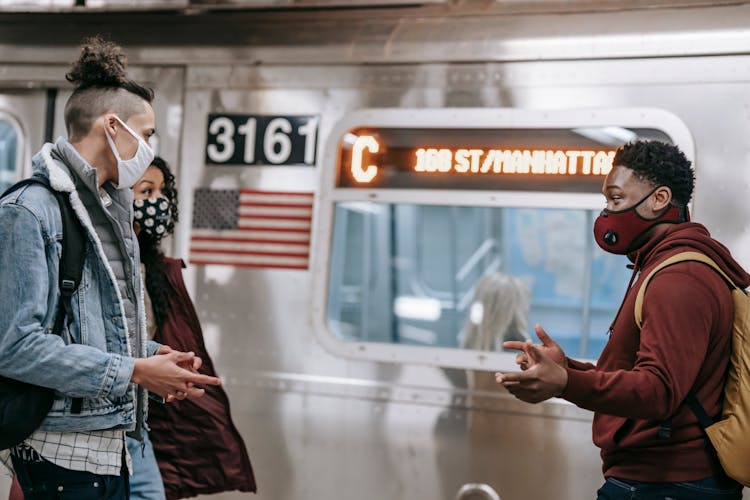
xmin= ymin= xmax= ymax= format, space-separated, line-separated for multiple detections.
xmin=103 ymin=114 xmax=118 ymax=136
xmin=651 ymin=185 xmax=672 ymax=212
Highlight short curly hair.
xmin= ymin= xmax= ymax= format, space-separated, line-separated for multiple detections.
xmin=613 ymin=140 xmax=695 ymax=207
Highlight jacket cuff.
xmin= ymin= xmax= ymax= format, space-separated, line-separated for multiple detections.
xmin=147 ymin=340 xmax=163 ymax=357
xmin=102 ymin=353 xmax=135 ymax=398
xmin=566 ymin=357 xmax=595 ymax=371
xmin=560 ymin=367 xmax=592 ymax=404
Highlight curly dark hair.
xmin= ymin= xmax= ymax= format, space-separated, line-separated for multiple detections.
xmin=138 ymin=157 xmax=179 ymax=330
xmin=64 ymin=36 xmax=154 ymax=140
xmin=613 ymin=140 xmax=695 ymax=207
xmin=65 ymin=36 xmax=129 ymax=89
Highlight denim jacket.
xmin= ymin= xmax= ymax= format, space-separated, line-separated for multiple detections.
xmin=0 ymin=140 xmax=155 ymax=433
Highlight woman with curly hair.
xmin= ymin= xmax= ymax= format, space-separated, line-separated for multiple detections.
xmin=128 ymin=157 xmax=256 ymax=499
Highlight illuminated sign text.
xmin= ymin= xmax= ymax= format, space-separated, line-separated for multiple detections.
xmin=414 ymin=148 xmax=614 ymax=176
xmin=351 ymin=135 xmax=380 ymax=183
xmin=335 ymin=125 xmax=658 ymax=191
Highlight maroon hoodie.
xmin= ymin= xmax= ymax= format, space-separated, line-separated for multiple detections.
xmin=561 ymin=222 xmax=750 ymax=482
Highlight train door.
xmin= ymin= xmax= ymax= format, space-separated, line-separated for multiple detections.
xmin=0 ymin=87 xmax=47 ymax=499
xmin=313 ymin=107 xmax=695 ymax=500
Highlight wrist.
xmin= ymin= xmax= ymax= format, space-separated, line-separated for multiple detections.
xmin=555 ymin=367 xmax=569 ymax=398
xmin=131 ymin=358 xmax=144 ymax=384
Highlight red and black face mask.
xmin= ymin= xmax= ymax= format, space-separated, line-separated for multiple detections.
xmin=593 ymin=188 xmax=686 ymax=254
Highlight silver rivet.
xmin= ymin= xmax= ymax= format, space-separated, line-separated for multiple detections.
xmin=57 ymin=486 xmax=64 ymax=491
xmin=93 ymin=482 xmax=99 ymax=487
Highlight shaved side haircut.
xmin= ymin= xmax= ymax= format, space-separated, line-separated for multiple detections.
xmin=64 ymin=36 xmax=154 ymax=141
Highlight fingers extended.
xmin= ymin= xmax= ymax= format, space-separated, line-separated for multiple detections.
xmin=186 ymin=372 xmax=221 ymax=386
xmin=503 ymin=340 xmax=527 ymax=351
xmin=496 ymin=368 xmax=536 ymax=384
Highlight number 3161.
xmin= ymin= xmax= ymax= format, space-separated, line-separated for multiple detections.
xmin=206 ymin=114 xmax=318 ymax=166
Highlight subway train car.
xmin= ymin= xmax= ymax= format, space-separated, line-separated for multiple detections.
xmin=1 ymin=1 xmax=750 ymax=498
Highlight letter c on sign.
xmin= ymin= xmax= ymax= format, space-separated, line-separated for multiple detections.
xmin=351 ymin=135 xmax=380 ymax=183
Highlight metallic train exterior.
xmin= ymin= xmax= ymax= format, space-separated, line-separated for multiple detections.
xmin=0 ymin=2 xmax=750 ymax=499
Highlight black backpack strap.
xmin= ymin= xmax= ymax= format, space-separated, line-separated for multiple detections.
xmin=656 ymin=394 xmax=716 ymax=439
xmin=659 ymin=392 xmax=717 ymax=442
xmin=49 ymin=187 xmax=86 ymax=415
xmin=1 ymin=177 xmax=49 ymax=199
xmin=3 ymin=177 xmax=86 ymax=413
xmin=50 ymin=189 xmax=86 ymax=339
xmin=658 ymin=419 xmax=673 ymax=438
xmin=685 ymin=392 xmax=717 ymax=429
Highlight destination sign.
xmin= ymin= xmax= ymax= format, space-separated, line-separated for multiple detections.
xmin=335 ymin=127 xmax=656 ymax=192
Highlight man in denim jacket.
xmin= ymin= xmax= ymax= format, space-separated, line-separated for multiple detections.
xmin=0 ymin=38 xmax=220 ymax=499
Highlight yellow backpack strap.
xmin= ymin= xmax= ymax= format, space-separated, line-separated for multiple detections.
xmin=634 ymin=251 xmax=740 ymax=329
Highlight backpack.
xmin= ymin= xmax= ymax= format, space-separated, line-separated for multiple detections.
xmin=634 ymin=251 xmax=750 ymax=486
xmin=0 ymin=177 xmax=85 ymax=450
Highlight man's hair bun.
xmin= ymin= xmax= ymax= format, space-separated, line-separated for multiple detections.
xmin=62 ymin=35 xmax=153 ymax=140
xmin=65 ymin=36 xmax=128 ymax=90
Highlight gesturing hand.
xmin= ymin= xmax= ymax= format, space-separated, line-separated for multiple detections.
xmin=156 ymin=345 xmax=203 ymax=373
xmin=496 ymin=325 xmax=568 ymax=404
xmin=503 ymin=324 xmax=566 ymax=371
xmin=131 ymin=350 xmax=220 ymax=402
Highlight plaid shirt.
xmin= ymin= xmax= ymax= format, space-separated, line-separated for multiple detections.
xmin=11 ymin=430 xmax=131 ymax=476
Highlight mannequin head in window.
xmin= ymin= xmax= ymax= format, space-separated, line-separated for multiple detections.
xmin=461 ymin=272 xmax=530 ymax=351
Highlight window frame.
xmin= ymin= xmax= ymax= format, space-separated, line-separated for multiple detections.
xmin=311 ymin=107 xmax=694 ymax=371
xmin=0 ymin=110 xmax=27 ymax=191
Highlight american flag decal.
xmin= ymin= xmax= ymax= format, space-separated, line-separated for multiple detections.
xmin=190 ymin=189 xmax=313 ymax=270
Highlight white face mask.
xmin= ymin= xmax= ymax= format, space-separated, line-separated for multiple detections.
xmin=104 ymin=115 xmax=155 ymax=190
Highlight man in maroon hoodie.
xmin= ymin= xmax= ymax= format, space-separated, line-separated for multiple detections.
xmin=496 ymin=140 xmax=750 ymax=499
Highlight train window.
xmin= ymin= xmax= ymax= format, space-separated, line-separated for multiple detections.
xmin=326 ymin=202 xmax=631 ymax=359
xmin=312 ymin=108 xmax=694 ymax=371
xmin=0 ymin=118 xmax=19 ymax=193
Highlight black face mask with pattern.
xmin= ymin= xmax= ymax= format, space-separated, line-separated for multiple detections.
xmin=133 ymin=197 xmax=171 ymax=240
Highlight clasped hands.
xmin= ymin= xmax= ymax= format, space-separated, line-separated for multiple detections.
xmin=131 ymin=346 xmax=221 ymax=403
xmin=495 ymin=324 xmax=569 ymax=404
